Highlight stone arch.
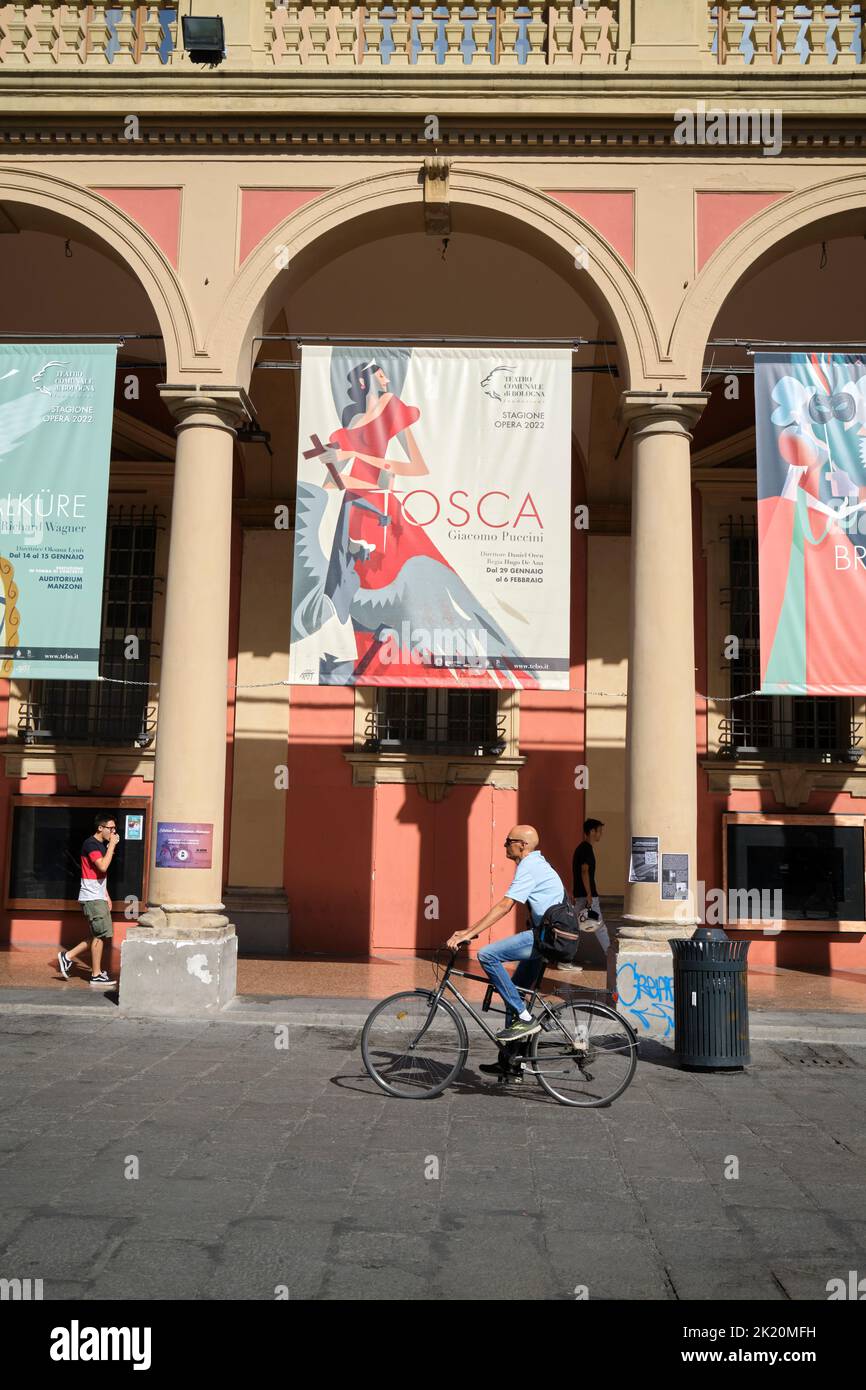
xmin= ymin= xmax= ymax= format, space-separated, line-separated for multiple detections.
xmin=0 ymin=166 xmax=198 ymax=379
xmin=670 ymin=173 xmax=866 ymax=385
xmin=212 ymin=166 xmax=662 ymax=390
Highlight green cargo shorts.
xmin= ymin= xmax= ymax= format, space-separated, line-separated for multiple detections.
xmin=81 ymin=899 xmax=113 ymax=940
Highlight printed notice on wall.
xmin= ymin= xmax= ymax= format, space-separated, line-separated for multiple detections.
xmin=660 ymin=853 xmax=689 ymax=901
xmin=155 ymin=822 xmax=213 ymax=870
xmin=628 ymin=835 xmax=659 ymax=884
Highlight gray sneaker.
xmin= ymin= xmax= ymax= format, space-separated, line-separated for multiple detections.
xmin=496 ymin=1017 xmax=541 ymax=1043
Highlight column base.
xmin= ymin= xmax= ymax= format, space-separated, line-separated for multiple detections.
xmin=119 ymin=907 xmax=238 ymax=1016
xmin=615 ymin=927 xmax=683 ymax=1045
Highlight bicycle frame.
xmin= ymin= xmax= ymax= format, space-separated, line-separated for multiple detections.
xmin=413 ymin=951 xmax=575 ymax=1052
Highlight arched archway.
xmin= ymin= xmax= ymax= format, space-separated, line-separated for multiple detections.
xmin=212 ymin=166 xmax=661 ymax=390
xmin=0 ymin=166 xmax=198 ymax=378
xmin=670 ymin=172 xmax=866 ymax=382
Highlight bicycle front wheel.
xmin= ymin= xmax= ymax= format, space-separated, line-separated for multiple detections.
xmin=529 ymin=1001 xmax=637 ymax=1107
xmin=361 ymin=990 xmax=469 ymax=1099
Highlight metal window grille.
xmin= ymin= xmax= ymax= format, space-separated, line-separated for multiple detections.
xmin=719 ymin=516 xmax=860 ymax=762
xmin=366 ymin=688 xmax=504 ymax=755
xmin=17 ymin=507 xmax=163 ymax=747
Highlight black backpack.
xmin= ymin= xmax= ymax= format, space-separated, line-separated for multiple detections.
xmin=534 ymin=894 xmax=581 ymax=964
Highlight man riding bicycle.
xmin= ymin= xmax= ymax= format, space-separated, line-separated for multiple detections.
xmin=447 ymin=824 xmax=565 ymax=1077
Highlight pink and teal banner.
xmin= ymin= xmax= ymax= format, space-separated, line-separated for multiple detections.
xmin=756 ymin=353 xmax=866 ymax=695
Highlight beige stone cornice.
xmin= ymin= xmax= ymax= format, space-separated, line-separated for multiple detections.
xmin=2 ymin=69 xmax=866 ymax=108
xmin=0 ymin=115 xmax=864 ymax=157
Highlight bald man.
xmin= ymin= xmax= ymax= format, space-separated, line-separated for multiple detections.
xmin=447 ymin=824 xmax=566 ymax=1060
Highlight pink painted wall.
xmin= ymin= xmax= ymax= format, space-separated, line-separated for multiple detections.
xmin=92 ymin=187 xmax=183 ymax=269
xmin=0 ymin=769 xmax=155 ymax=978
xmin=695 ymin=190 xmax=785 ymax=272
xmin=281 ymin=467 xmax=589 ymax=957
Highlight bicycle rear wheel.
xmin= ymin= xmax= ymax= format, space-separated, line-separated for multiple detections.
xmin=529 ymin=1001 xmax=637 ymax=1107
xmin=361 ymin=990 xmax=469 ymax=1099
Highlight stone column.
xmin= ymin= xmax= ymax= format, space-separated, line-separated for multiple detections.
xmin=615 ymin=393 xmax=709 ymax=1044
xmin=120 ymin=389 xmax=246 ymax=1016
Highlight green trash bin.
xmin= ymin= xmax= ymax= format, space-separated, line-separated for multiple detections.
xmin=670 ymin=928 xmax=750 ymax=1070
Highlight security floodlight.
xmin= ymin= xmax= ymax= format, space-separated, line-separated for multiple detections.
xmin=181 ymin=16 xmax=226 ymax=66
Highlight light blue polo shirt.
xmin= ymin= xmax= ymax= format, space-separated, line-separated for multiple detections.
xmin=505 ymin=851 xmax=565 ymax=927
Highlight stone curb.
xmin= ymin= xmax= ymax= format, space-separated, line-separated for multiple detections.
xmin=0 ymin=994 xmax=865 ymax=1048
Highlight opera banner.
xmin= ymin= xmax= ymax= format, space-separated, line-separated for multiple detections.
xmin=756 ymin=352 xmax=866 ymax=695
xmin=289 ymin=346 xmax=572 ymax=689
xmin=0 ymin=344 xmax=116 ymax=681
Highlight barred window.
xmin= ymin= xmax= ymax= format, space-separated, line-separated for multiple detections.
xmin=18 ymin=506 xmax=162 ymax=748
xmin=367 ymin=688 xmax=503 ymax=755
xmin=720 ymin=517 xmax=859 ymax=761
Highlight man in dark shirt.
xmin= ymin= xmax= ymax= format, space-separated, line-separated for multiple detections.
xmin=573 ymin=818 xmax=616 ymax=995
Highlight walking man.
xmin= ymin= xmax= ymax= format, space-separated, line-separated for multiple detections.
xmin=57 ymin=813 xmax=118 ymax=987
xmin=572 ymin=817 xmax=616 ymax=995
xmin=446 ymin=825 xmax=564 ymax=1072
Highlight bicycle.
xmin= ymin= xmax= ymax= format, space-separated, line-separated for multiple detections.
xmin=360 ymin=947 xmax=638 ymax=1106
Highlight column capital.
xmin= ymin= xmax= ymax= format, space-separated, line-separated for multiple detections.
xmin=617 ymin=391 xmax=710 ymax=439
xmin=158 ymin=384 xmax=250 ymax=433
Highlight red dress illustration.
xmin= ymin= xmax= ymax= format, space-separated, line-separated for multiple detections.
xmin=325 ymin=394 xmax=539 ymax=689
xmin=329 ymin=396 xmax=447 ymax=591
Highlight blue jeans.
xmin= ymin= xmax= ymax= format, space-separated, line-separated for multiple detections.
xmin=477 ymin=930 xmax=544 ymax=1023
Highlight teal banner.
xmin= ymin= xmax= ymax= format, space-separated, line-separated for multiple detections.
xmin=0 ymin=344 xmax=116 ymax=681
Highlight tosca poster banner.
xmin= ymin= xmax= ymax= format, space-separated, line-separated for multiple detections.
xmin=289 ymin=346 xmax=572 ymax=689
xmin=756 ymin=352 xmax=866 ymax=695
xmin=0 ymin=344 xmax=116 ymax=681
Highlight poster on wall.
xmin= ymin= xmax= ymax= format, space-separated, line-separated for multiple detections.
xmin=288 ymin=346 xmax=572 ymax=689
xmin=629 ymin=835 xmax=659 ymax=884
xmin=155 ymin=822 xmax=213 ymax=871
xmin=660 ymin=852 xmax=689 ymax=901
xmin=0 ymin=344 xmax=116 ymax=681
xmin=755 ymin=352 xmax=866 ymax=694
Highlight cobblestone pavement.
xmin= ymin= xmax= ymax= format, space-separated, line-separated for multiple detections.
xmin=1 ymin=1011 xmax=865 ymax=1301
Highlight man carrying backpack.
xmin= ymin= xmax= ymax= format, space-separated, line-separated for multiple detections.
xmin=446 ymin=824 xmax=566 ymax=1076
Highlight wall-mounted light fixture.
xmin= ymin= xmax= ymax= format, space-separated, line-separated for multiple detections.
xmin=181 ymin=16 xmax=226 ymax=67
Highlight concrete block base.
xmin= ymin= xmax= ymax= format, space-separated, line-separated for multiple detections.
xmin=615 ymin=938 xmax=676 ymax=1045
xmin=119 ymin=912 xmax=238 ymax=1016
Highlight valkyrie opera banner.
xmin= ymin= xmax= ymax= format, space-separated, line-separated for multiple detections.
xmin=289 ymin=346 xmax=572 ymax=689
xmin=756 ymin=353 xmax=866 ymax=695
xmin=0 ymin=344 xmax=116 ymax=681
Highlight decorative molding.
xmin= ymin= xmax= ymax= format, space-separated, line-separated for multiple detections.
xmin=0 ymin=118 xmax=864 ymax=157
xmin=345 ymin=750 xmax=525 ymax=801
xmin=702 ymin=758 xmax=866 ymax=808
xmin=348 ymin=686 xmax=522 ymax=800
xmin=3 ymin=747 xmax=155 ymax=788
xmin=423 ymin=156 xmax=451 ymax=236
